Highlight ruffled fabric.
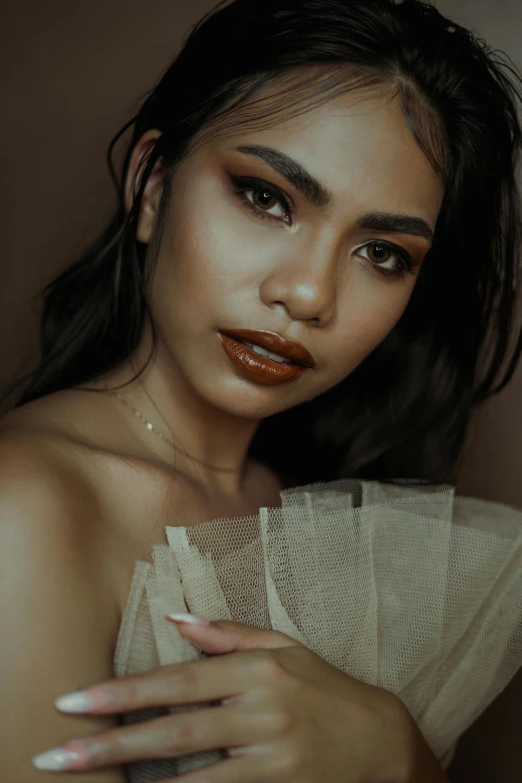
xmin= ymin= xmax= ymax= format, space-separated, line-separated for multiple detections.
xmin=113 ymin=478 xmax=522 ymax=781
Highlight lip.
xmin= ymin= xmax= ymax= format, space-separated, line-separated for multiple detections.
xmin=220 ymin=329 xmax=315 ymax=368
xmin=217 ymin=331 xmax=314 ymax=385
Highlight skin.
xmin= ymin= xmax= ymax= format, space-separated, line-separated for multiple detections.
xmin=20 ymin=78 xmax=450 ymax=780
xmin=35 ymin=618 xmax=450 ymax=782
xmin=89 ymin=82 xmax=443 ymax=507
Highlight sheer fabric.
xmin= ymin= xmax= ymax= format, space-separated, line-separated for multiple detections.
xmin=112 ymin=479 xmax=522 ymax=781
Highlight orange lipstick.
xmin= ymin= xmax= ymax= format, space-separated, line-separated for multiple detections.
xmin=218 ymin=330 xmax=314 ymax=385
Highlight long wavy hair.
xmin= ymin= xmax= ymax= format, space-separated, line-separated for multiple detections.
xmin=2 ymin=0 xmax=522 ymax=487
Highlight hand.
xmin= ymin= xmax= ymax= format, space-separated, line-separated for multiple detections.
xmin=33 ymin=615 xmax=414 ymax=782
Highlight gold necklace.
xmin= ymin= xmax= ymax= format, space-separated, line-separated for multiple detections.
xmin=106 ymin=387 xmax=240 ymax=473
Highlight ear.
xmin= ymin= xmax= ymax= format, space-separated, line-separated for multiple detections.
xmin=124 ymin=128 xmax=165 ymax=244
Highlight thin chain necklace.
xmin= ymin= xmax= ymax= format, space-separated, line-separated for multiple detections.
xmin=105 ymin=387 xmax=240 ymax=473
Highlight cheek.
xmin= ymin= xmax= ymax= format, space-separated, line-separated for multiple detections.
xmin=158 ymin=189 xmax=259 ymax=303
xmin=150 ymin=209 xmax=226 ymax=320
xmin=325 ymin=293 xmax=409 ymax=383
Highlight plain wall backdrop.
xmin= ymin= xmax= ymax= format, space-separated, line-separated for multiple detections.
xmin=1 ymin=0 xmax=521 ymax=506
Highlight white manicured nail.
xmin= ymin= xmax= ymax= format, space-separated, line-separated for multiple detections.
xmin=55 ymin=690 xmax=95 ymax=712
xmin=166 ymin=612 xmax=210 ymax=625
xmin=32 ymin=747 xmax=87 ymax=771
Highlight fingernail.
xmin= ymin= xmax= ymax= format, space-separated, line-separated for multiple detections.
xmin=55 ymin=690 xmax=95 ymax=712
xmin=32 ymin=746 xmax=89 ymax=771
xmin=166 ymin=612 xmax=211 ymax=626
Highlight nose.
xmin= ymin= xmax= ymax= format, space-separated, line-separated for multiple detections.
xmin=258 ymin=241 xmax=338 ymax=324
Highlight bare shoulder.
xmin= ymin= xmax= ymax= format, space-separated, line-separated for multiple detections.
xmin=0 ymin=422 xmax=126 ymax=780
xmin=0 ymin=419 xmax=120 ymax=625
xmin=0 ymin=401 xmax=113 ymax=551
xmin=0 ymin=419 xmax=94 ymax=514
xmin=0 ymin=391 xmax=289 ymax=609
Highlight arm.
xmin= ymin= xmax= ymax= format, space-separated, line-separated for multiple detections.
xmin=379 ymin=692 xmax=452 ymax=782
xmin=0 ymin=437 xmax=126 ymax=783
xmin=401 ymin=708 xmax=452 ymax=783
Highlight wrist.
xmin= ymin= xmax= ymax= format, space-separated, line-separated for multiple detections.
xmin=367 ymin=690 xmax=418 ymax=783
xmin=397 ymin=702 xmax=451 ymax=783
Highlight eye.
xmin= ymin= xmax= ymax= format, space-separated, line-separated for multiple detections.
xmin=228 ymin=173 xmax=294 ymax=225
xmin=356 ymin=241 xmax=418 ymax=280
xmin=226 ymin=171 xmax=420 ymax=280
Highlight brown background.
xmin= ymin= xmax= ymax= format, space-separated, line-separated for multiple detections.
xmin=1 ymin=0 xmax=521 ymax=507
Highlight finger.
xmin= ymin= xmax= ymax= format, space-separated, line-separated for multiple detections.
xmin=56 ymin=649 xmax=280 ymax=715
xmin=43 ymin=704 xmax=252 ymax=772
xmin=170 ymin=617 xmax=304 ymax=654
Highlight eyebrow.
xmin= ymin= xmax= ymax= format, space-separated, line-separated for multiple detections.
xmin=233 ymin=143 xmax=434 ymax=243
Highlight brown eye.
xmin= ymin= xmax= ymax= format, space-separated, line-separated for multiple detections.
xmin=367 ymin=243 xmax=392 ymax=264
xmin=355 ymin=241 xmax=416 ymax=280
xmin=228 ymin=172 xmax=294 ymax=225
xmin=252 ymin=190 xmax=279 ymax=211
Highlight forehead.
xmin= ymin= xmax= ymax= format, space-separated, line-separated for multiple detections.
xmin=203 ymin=87 xmax=444 ymax=222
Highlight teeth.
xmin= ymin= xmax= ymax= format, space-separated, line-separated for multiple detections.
xmin=243 ymin=341 xmax=288 ymax=363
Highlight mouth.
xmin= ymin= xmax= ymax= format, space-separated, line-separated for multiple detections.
xmin=220 ymin=328 xmax=316 ymax=369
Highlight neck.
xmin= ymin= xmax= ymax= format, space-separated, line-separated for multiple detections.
xmin=93 ymin=322 xmax=263 ymax=498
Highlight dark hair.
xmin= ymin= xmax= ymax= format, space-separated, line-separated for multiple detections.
xmin=3 ymin=0 xmax=522 ymax=487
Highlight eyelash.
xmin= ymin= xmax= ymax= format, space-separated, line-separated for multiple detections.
xmin=228 ymin=173 xmax=419 ymax=280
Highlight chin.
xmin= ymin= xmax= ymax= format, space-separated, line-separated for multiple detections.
xmin=196 ymin=371 xmax=307 ymax=419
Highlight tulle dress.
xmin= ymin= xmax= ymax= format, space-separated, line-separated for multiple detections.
xmin=112 ymin=478 xmax=522 ymax=781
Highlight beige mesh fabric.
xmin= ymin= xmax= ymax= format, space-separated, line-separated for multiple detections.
xmin=113 ymin=479 xmax=522 ymax=781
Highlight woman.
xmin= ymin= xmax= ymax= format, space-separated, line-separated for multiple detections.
xmin=1 ymin=0 xmax=521 ymax=780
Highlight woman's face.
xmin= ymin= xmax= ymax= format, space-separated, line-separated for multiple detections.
xmin=130 ymin=88 xmax=444 ymax=420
